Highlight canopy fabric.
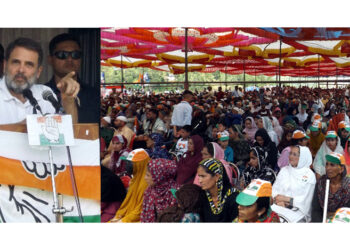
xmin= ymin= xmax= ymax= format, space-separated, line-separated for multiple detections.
xmin=101 ymin=28 xmax=350 ymax=77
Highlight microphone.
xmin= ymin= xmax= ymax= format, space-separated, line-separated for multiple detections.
xmin=23 ymin=88 xmax=43 ymax=115
xmin=42 ymin=90 xmax=61 ymax=114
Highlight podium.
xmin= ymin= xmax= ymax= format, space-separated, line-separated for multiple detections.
xmin=0 ymin=124 xmax=100 ymax=223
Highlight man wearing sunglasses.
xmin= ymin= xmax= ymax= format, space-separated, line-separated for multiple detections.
xmin=46 ymin=33 xmax=99 ymax=123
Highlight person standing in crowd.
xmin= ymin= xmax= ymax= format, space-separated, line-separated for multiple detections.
xmin=171 ymin=90 xmax=194 ymax=137
xmin=311 ymin=153 xmax=350 ymax=222
xmin=45 ymin=33 xmax=99 ymax=123
xmin=197 ymin=158 xmax=239 ymax=222
xmin=234 ymin=179 xmax=280 ymax=223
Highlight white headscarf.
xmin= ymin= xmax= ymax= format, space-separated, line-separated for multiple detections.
xmin=272 ymin=146 xmax=316 ymax=221
xmin=313 ymin=136 xmax=343 ymax=176
xmin=262 ymin=116 xmax=279 ymax=146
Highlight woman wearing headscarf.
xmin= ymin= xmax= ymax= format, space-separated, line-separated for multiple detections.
xmin=110 ymin=149 xmax=151 ymax=222
xmin=311 ymin=152 xmax=350 ymax=222
xmin=243 ymin=117 xmax=257 ymax=145
xmin=337 ymin=121 xmax=350 ymax=149
xmin=197 ymin=158 xmax=239 ymax=222
xmin=272 ymin=146 xmax=316 ymax=222
xmin=239 ymin=147 xmax=276 ymax=189
xmin=193 ymin=142 xmax=233 ymax=186
xmin=157 ymin=184 xmax=202 ymax=223
xmin=108 ymin=135 xmax=131 ymax=178
xmin=234 ymin=179 xmax=280 ymax=223
xmin=313 ymin=131 xmax=343 ymax=180
xmin=254 ymin=128 xmax=278 ymax=171
xmin=145 ymin=133 xmax=172 ymax=160
xmin=272 ymin=116 xmax=284 ymax=142
xmin=257 ymin=116 xmax=279 ymax=146
xmin=141 ymin=158 xmax=180 ymax=222
xmin=176 ymin=135 xmax=204 ymax=185
xmin=308 ymin=120 xmax=325 ymax=158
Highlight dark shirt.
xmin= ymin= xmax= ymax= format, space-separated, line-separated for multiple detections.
xmin=45 ymin=77 xmax=99 ymax=123
xmin=199 ymin=188 xmax=239 ymax=222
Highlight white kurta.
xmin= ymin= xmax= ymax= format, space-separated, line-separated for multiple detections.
xmin=272 ymin=146 xmax=316 ymax=222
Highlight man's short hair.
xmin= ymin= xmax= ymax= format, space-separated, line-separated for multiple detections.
xmin=49 ymin=33 xmax=81 ymax=56
xmin=183 ymin=90 xmax=194 ymax=96
xmin=5 ymin=37 xmax=43 ymax=65
xmin=181 ymin=125 xmax=192 ymax=133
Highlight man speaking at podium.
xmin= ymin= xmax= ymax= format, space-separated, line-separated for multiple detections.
xmin=0 ymin=37 xmax=79 ymax=125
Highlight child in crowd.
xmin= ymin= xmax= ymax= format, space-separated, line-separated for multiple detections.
xmin=218 ymin=130 xmax=234 ymax=163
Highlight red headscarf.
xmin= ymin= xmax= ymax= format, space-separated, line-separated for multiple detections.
xmin=141 ymin=159 xmax=180 ymax=222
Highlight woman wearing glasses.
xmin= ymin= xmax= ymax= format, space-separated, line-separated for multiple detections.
xmin=272 ymin=146 xmax=316 ymax=222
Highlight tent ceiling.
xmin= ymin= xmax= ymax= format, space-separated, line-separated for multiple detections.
xmin=101 ymin=28 xmax=350 ymax=77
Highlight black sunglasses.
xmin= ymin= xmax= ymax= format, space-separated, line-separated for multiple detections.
xmin=54 ymin=50 xmax=82 ymax=60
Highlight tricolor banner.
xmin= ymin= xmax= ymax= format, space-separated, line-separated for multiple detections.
xmin=0 ymin=129 xmax=100 ymax=223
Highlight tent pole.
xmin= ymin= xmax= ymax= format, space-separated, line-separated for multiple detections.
xmin=225 ymin=64 xmax=228 ymax=91
xmin=121 ymin=55 xmax=124 ymax=94
xmin=184 ymin=27 xmax=189 ymax=90
xmin=278 ymin=37 xmax=282 ymax=88
xmin=318 ymin=54 xmax=320 ymax=88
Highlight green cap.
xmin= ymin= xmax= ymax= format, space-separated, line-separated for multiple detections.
xmin=236 ymin=179 xmax=272 ymax=206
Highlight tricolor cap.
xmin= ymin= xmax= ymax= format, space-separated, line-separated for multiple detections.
xmin=331 ymin=207 xmax=350 ymax=223
xmin=313 ymin=113 xmax=322 ymax=121
xmin=217 ymin=130 xmax=230 ymax=141
xmin=121 ymin=148 xmax=149 ymax=162
xmin=292 ymin=130 xmax=310 ymax=140
xmin=310 ymin=120 xmax=322 ymax=132
xmin=325 ymin=130 xmax=338 ymax=139
xmin=338 ymin=121 xmax=350 ymax=132
xmin=236 ymin=179 xmax=272 ymax=206
xmin=325 ymin=152 xmax=345 ymax=165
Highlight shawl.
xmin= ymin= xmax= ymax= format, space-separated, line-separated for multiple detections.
xmin=200 ymin=158 xmax=236 ymax=215
xmin=176 ymin=135 xmax=204 ymax=185
xmin=272 ymin=116 xmax=284 ymax=142
xmin=327 ymin=113 xmax=345 ymax=132
xmin=113 ymin=157 xmax=151 ymax=222
xmin=242 ymin=146 xmax=276 ymax=187
xmin=141 ymin=159 xmax=180 ymax=222
xmin=308 ymin=130 xmax=325 ymax=157
xmin=193 ymin=142 xmax=234 ymax=186
xmin=262 ymin=116 xmax=279 ymax=146
xmin=272 ymin=146 xmax=316 ymax=220
xmin=317 ymin=175 xmax=350 ymax=212
xmin=313 ymin=137 xmax=343 ymax=176
xmin=243 ymin=117 xmax=258 ymax=144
